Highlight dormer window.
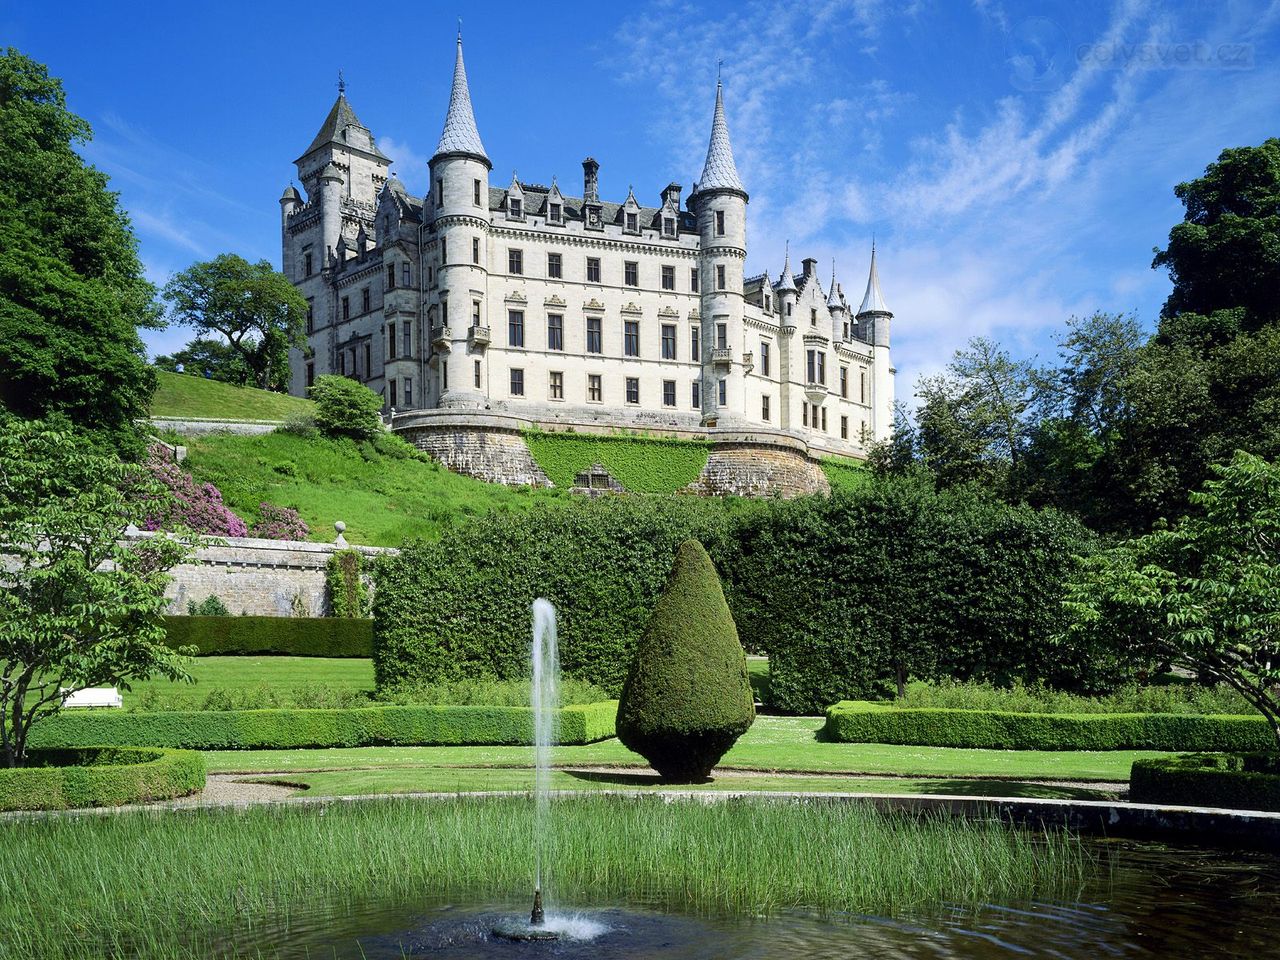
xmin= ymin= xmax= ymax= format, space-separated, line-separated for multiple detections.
xmin=549 ymin=202 xmax=562 ymax=223
xmin=663 ymin=217 xmax=676 ymax=237
xmin=626 ymin=212 xmax=638 ymax=232
xmin=510 ymin=197 xmax=523 ymax=219
xmin=764 ymin=293 xmax=771 ymax=312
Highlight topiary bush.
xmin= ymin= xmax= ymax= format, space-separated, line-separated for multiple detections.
xmin=616 ymin=539 xmax=755 ymax=782
xmin=309 ymin=374 xmax=384 ymax=440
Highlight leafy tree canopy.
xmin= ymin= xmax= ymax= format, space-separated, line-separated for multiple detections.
xmin=310 ymin=374 xmax=385 ymax=440
xmin=154 ymin=337 xmax=252 ymax=386
xmin=162 ymin=253 xmax=308 ymax=392
xmin=0 ymin=49 xmax=160 ymax=452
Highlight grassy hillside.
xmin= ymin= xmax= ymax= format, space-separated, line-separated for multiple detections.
xmin=181 ymin=431 xmax=564 ymax=547
xmin=524 ymin=430 xmax=711 ymax=492
xmin=151 ymin=370 xmax=315 ymax=421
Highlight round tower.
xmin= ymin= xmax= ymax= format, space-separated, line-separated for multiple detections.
xmin=317 ymin=162 xmax=344 ymax=267
xmin=690 ymin=79 xmax=748 ymax=427
xmin=827 ymin=262 xmax=848 ymax=342
xmin=279 ymin=185 xmax=302 ymax=278
xmin=429 ymin=33 xmax=491 ymax=408
xmin=855 ymin=244 xmax=895 ymax=443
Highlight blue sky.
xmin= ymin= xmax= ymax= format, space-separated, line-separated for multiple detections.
xmin=4 ymin=0 xmax=1277 ymax=397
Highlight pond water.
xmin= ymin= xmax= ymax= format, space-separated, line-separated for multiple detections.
xmin=209 ymin=840 xmax=1280 ymax=959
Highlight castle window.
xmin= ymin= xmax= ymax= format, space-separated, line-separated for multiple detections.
xmin=436 ymin=178 xmax=443 ymax=205
xmin=843 ymin=322 xmax=849 ymax=340
xmin=840 ymin=366 xmax=849 ymax=398
xmin=363 ymin=343 xmax=370 ymax=378
xmin=508 ymin=310 xmax=525 ymax=347
xmin=764 ymin=293 xmax=771 ymax=312
xmin=388 ymin=322 xmax=396 ymax=359
xmin=403 ymin=324 xmax=412 ymax=357
xmin=510 ymin=197 xmax=523 ymax=219
xmin=661 ymin=325 xmax=676 ymax=359
xmin=586 ymin=257 xmax=601 ymax=283
xmin=718 ymin=379 xmax=727 ymax=405
xmin=691 ymin=380 xmax=701 ymax=408
xmin=362 ymin=287 xmax=370 ymax=313
xmin=305 ymin=299 xmax=314 ymax=334
xmin=715 ymin=210 xmax=725 ymax=236
xmin=304 ymin=250 xmax=313 ymax=277
xmin=547 ymin=314 xmax=564 ymax=351
xmin=802 ymin=402 xmax=808 ymax=427
xmin=550 ymin=371 xmax=564 ymax=400
xmin=305 ymin=362 xmax=314 ymax=388
xmin=474 ymin=179 xmax=482 ymax=206
xmin=760 ymin=341 xmax=770 ymax=377
xmin=805 ymin=350 xmax=825 ymax=385
xmin=510 ymin=368 xmax=524 ymax=396
xmin=860 ymin=369 xmax=867 ymax=403
xmin=625 ymin=261 xmax=638 ymax=287
xmin=441 ymin=237 xmax=447 ymax=263
xmin=387 ymin=264 xmax=396 ymax=290
xmin=549 ymin=202 xmax=562 ymax=223
xmin=663 ymin=217 xmax=676 ymax=237
xmin=810 ymin=308 xmax=817 ymax=326
xmin=586 ymin=316 xmax=602 ymax=354
xmin=841 ymin=415 xmax=849 ymax=439
xmin=342 ymin=296 xmax=350 ymax=320
xmin=508 ymin=249 xmax=523 ymax=275
xmin=624 ymin=320 xmax=639 ymax=357
xmin=663 ymin=380 xmax=676 ymax=407
xmin=548 ymin=253 xmax=562 ymax=278
xmin=472 ymin=301 xmax=481 ymax=327
xmin=626 ymin=377 xmax=640 ymax=404
xmin=442 ymin=360 xmax=448 ymax=390
xmin=474 ymin=360 xmax=481 ymax=388
xmin=716 ymin=323 xmax=727 ymax=349
xmin=661 ymin=265 xmax=675 ymax=290
xmin=691 ymin=268 xmax=699 ymax=292
xmin=716 ymin=265 xmax=726 ymax=290
xmin=691 ymin=326 xmax=700 ymax=362
xmin=472 ymin=237 xmax=480 ymax=264
xmin=626 ymin=212 xmax=638 ymax=233
xmin=388 ymin=379 xmax=396 ymax=408
xmin=821 ymin=407 xmax=828 ymax=431
xmin=786 ymin=302 xmax=792 ymax=317
xmin=762 ymin=395 xmax=770 ymax=421
xmin=588 ymin=374 xmax=602 ymax=402
xmin=404 ymin=378 xmax=412 ymax=407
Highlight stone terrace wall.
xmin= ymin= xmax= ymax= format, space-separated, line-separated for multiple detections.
xmin=125 ymin=530 xmax=395 ymax=617
xmin=394 ymin=412 xmax=552 ymax=487
xmin=687 ymin=429 xmax=830 ymax=498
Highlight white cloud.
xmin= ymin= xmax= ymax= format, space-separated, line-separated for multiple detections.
xmin=379 ymin=136 xmax=431 ymax=195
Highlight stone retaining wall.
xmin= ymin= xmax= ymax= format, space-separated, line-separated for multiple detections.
xmin=687 ymin=430 xmax=830 ymax=498
xmin=394 ymin=412 xmax=552 ymax=487
xmin=150 ymin=417 xmax=284 ymax=436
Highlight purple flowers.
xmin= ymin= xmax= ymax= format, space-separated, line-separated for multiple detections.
xmin=249 ymin=502 xmax=310 ymax=540
xmin=141 ymin=451 xmax=247 ymax=537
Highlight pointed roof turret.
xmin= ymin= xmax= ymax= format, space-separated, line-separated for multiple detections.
xmin=774 ymin=241 xmax=797 ymax=293
xmin=693 ymin=78 xmax=746 ymax=198
xmin=857 ymin=243 xmax=891 ymax=316
xmin=827 ymin=261 xmax=844 ymax=309
xmin=298 ymin=89 xmax=390 ymax=164
xmin=433 ymin=33 xmax=490 ymax=168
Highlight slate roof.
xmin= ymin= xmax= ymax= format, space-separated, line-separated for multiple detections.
xmin=694 ymin=81 xmax=746 ymax=196
xmin=773 ymin=245 xmax=797 ymax=293
xmin=301 ymin=94 xmax=389 ymax=162
xmin=488 ymin=184 xmax=697 ymax=234
xmin=858 ymin=245 xmax=891 ymax=315
xmin=434 ymin=36 xmax=489 ymax=164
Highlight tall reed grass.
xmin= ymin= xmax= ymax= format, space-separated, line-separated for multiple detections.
xmin=0 ymin=796 xmax=1091 ymax=959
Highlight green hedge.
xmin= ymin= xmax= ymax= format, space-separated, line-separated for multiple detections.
xmin=1131 ymin=753 xmax=1280 ymax=811
xmin=0 ymin=747 xmax=206 ymax=812
xmin=523 ymin=431 xmax=711 ymax=493
xmin=165 ymin=615 xmax=372 ymax=657
xmin=30 ymin=701 xmax=618 ymax=751
xmin=822 ymin=701 xmax=1274 ymax=751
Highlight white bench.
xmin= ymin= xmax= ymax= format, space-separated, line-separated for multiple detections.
xmin=61 ymin=687 xmax=123 ymax=708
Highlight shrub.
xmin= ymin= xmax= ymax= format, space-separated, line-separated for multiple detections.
xmin=137 ymin=446 xmax=247 ymax=536
xmin=30 ymin=702 xmax=618 ymax=750
xmin=1130 ymin=753 xmax=1280 ymax=812
xmin=617 ymin=540 xmax=755 ymax=782
xmin=822 ymin=701 xmax=1273 ymax=751
xmin=380 ymin=677 xmax=610 ymax=707
xmin=0 ymin=747 xmax=205 ymax=812
xmin=163 ymin=616 xmax=372 ymax=657
xmin=309 ymin=375 xmax=384 ymax=440
xmin=187 ymin=595 xmax=229 ymax=617
xmin=326 ymin=549 xmax=369 ymax=618
xmin=278 ymin=410 xmax=318 ymax=438
xmin=894 ymin=679 xmax=1255 ymax=717
xmin=372 ymin=496 xmax=744 ymax=695
xmin=249 ymin=502 xmax=309 ymax=540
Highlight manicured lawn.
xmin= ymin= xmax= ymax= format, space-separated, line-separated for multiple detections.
xmin=181 ymin=431 xmax=565 ymax=546
xmin=204 ymin=716 xmax=1162 ymax=782
xmin=150 ymin=370 xmax=314 ymax=421
xmin=126 ymin=657 xmax=374 ymax=709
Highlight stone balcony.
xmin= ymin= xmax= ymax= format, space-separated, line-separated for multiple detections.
xmin=431 ymin=325 xmax=451 ymax=348
xmin=711 ymin=347 xmax=733 ymax=366
xmin=468 ymin=325 xmax=491 ymax=347
xmin=804 ymin=382 xmax=828 ymax=405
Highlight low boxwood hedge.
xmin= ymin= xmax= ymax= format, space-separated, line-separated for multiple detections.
xmin=1130 ymin=753 xmax=1280 ymax=811
xmin=30 ymin=701 xmax=619 ymax=751
xmin=0 ymin=747 xmax=206 ymax=812
xmin=822 ymin=700 xmax=1273 ymax=751
xmin=165 ymin=615 xmax=372 ymax=657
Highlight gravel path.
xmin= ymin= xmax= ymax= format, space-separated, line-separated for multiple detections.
xmin=160 ymin=774 xmax=299 ymax=807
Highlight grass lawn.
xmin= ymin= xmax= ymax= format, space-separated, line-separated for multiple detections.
xmin=126 ymin=657 xmax=374 ymax=709
xmin=150 ymin=370 xmax=314 ymax=421
xmin=181 ymin=431 xmax=565 ymax=546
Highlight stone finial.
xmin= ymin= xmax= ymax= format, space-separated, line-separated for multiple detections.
xmin=334 ymin=520 xmax=348 ymax=548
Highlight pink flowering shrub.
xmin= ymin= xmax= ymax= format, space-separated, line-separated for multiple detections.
xmin=139 ymin=448 xmax=247 ymax=537
xmin=250 ymin=503 xmax=309 ymax=541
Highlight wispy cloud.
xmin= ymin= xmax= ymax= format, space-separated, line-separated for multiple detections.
xmin=378 ymin=136 xmax=431 ymax=195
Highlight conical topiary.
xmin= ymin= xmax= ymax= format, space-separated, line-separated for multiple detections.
xmin=616 ymin=539 xmax=755 ymax=782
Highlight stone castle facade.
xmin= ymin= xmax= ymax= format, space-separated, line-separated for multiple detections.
xmin=280 ymin=35 xmax=895 ymax=467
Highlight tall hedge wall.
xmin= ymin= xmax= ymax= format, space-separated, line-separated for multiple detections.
xmin=373 ymin=497 xmax=746 ymax=695
xmin=164 ymin=616 xmax=372 ymax=657
xmin=1130 ymin=753 xmax=1280 ymax=811
xmin=523 ymin=431 xmax=711 ymax=493
xmin=0 ymin=748 xmax=205 ymax=812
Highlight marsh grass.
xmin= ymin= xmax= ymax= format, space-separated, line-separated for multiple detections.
xmin=0 ymin=796 xmax=1091 ymax=959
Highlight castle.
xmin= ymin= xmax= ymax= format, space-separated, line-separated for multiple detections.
xmin=280 ymin=35 xmax=895 ymax=488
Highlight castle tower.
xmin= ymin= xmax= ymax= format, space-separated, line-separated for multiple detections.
xmin=827 ymin=261 xmax=848 ymax=343
xmin=773 ymin=244 xmax=798 ymax=428
xmin=855 ymin=243 xmax=895 ymax=442
xmin=690 ymin=78 xmax=748 ymax=426
xmin=429 ymin=32 xmax=491 ymax=407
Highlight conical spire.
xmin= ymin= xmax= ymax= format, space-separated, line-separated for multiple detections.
xmin=774 ymin=241 xmax=797 ymax=293
xmin=827 ymin=260 xmax=843 ymax=308
xmin=433 ymin=34 xmax=489 ymax=166
xmin=695 ymin=79 xmax=746 ymax=196
xmin=299 ymin=88 xmax=389 ymax=163
xmin=858 ymin=243 xmax=891 ymax=316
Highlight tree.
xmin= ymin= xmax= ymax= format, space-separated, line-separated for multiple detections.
xmin=1067 ymin=451 xmax=1280 ymax=748
xmin=310 ymin=374 xmax=384 ymax=440
xmin=154 ymin=337 xmax=252 ymax=385
xmin=0 ymin=49 xmax=160 ymax=452
xmin=162 ymin=254 xmax=308 ymax=391
xmin=0 ymin=420 xmax=195 ymax=767
xmin=616 ymin=539 xmax=755 ymax=782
